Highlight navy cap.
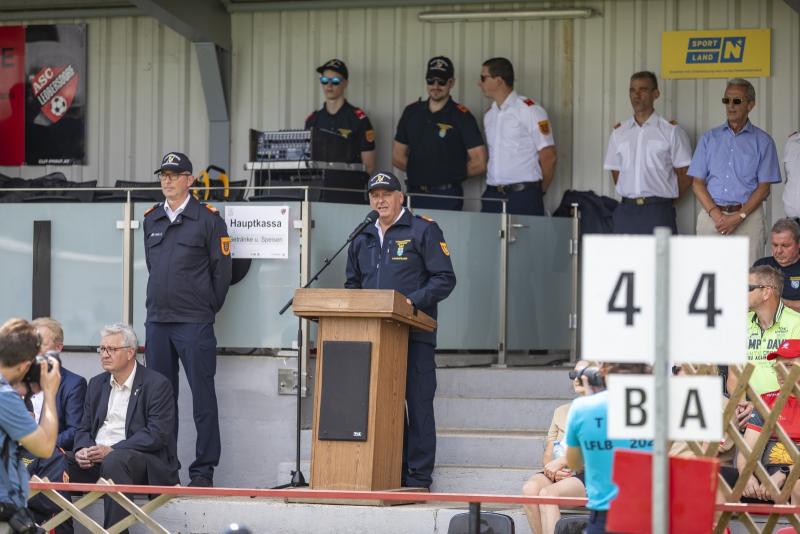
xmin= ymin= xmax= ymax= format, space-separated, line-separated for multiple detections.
xmin=316 ymin=58 xmax=349 ymax=80
xmin=426 ymin=56 xmax=454 ymax=81
xmin=367 ymin=171 xmax=402 ymax=192
xmin=153 ymin=152 xmax=193 ymax=175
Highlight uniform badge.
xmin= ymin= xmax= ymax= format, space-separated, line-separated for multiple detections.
xmin=436 ymin=123 xmax=453 ymax=138
xmin=365 ymin=129 xmax=375 ymax=143
xmin=220 ymin=236 xmax=231 ymax=256
xmin=792 ymin=277 xmax=800 ymax=289
xmin=396 ymin=239 xmax=411 ymax=257
xmin=538 ymin=120 xmax=551 ymax=135
xmin=338 ymin=128 xmax=352 ymax=139
xmin=440 ymin=242 xmax=450 ymax=256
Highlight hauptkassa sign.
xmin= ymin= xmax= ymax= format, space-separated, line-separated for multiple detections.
xmin=661 ymin=29 xmax=770 ymax=79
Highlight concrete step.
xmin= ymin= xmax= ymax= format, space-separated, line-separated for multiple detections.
xmin=436 ymin=367 xmax=577 ymax=399
xmin=435 ymin=396 xmax=568 ymax=431
xmin=437 ymin=429 xmax=545 ymax=468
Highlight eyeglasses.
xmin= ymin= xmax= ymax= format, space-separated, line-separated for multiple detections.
xmin=479 ymin=74 xmax=494 ymax=83
xmin=748 ymin=284 xmax=775 ymax=292
xmin=158 ymin=173 xmax=190 ymax=182
xmin=320 ymin=76 xmax=342 ymax=86
xmin=722 ymin=97 xmax=746 ymax=106
xmin=96 ymin=346 xmax=130 ymax=355
xmin=426 ymin=78 xmax=448 ymax=87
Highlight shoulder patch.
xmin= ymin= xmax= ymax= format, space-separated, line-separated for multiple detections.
xmin=203 ymin=203 xmax=219 ymax=214
xmin=144 ymin=203 xmax=161 ymax=216
xmin=669 ymin=119 xmax=678 ymax=126
xmin=354 ymin=108 xmax=366 ymax=120
xmin=613 ymin=122 xmax=621 ymax=130
xmin=456 ymin=103 xmax=470 ymax=113
xmin=523 ymin=98 xmax=535 ymax=107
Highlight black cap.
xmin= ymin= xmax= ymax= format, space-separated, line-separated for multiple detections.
xmin=153 ymin=152 xmax=193 ymax=175
xmin=426 ymin=56 xmax=454 ymax=81
xmin=316 ymin=58 xmax=348 ymax=80
xmin=367 ymin=171 xmax=402 ymax=192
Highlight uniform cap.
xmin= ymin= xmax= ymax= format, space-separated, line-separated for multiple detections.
xmin=316 ymin=58 xmax=349 ymax=80
xmin=767 ymin=339 xmax=800 ymax=360
xmin=367 ymin=171 xmax=402 ymax=192
xmin=426 ymin=56 xmax=454 ymax=81
xmin=154 ymin=152 xmax=193 ymax=175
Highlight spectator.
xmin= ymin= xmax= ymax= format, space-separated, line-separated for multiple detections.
xmin=67 ymin=324 xmax=178 ymax=533
xmin=689 ymin=78 xmax=781 ymax=264
xmin=753 ymin=219 xmax=800 ymax=312
xmin=305 ymin=58 xmax=376 ymax=203
xmin=782 ymin=129 xmax=800 ymax=221
xmin=565 ymin=362 xmax=652 ymax=534
xmin=478 ymin=57 xmax=557 ymax=216
xmin=729 ymin=265 xmax=800 ymax=397
xmin=735 ymin=339 xmax=800 ymax=503
xmin=0 ymin=318 xmax=61 ymax=527
xmin=392 ymin=56 xmax=487 ymax=211
xmin=522 ymin=361 xmax=590 ymax=534
xmin=603 ymin=71 xmax=692 ymax=234
xmin=23 ymin=317 xmax=86 ymax=533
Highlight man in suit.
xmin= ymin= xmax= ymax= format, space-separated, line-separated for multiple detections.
xmin=23 ymin=318 xmax=87 ymax=533
xmin=67 ymin=323 xmax=178 ymax=532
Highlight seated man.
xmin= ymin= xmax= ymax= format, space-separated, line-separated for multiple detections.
xmin=736 ymin=339 xmax=800 ymax=503
xmin=753 ymin=218 xmax=800 ymax=312
xmin=23 ymin=318 xmax=87 ymax=533
xmin=67 ymin=323 xmax=178 ymax=532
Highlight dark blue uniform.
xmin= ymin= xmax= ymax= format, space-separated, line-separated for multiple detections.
xmin=345 ymin=209 xmax=456 ymax=487
xmin=753 ymin=255 xmax=800 ymax=301
xmin=394 ymin=98 xmax=484 ymax=211
xmin=143 ymin=195 xmax=232 ymax=482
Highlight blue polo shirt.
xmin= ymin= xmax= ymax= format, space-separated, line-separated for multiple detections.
xmin=0 ymin=376 xmax=38 ymax=508
xmin=688 ymin=121 xmax=780 ymax=205
xmin=565 ymin=391 xmax=653 ymax=511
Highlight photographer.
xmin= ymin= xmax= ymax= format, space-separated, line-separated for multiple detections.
xmin=565 ymin=363 xmax=651 ymax=534
xmin=0 ymin=318 xmax=61 ymax=533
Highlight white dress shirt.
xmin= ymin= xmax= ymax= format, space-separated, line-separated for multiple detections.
xmin=603 ymin=112 xmax=693 ymax=199
xmin=783 ymin=131 xmax=800 ymax=218
xmin=164 ymin=194 xmax=191 ymax=223
xmin=484 ymin=91 xmax=555 ymax=185
xmin=374 ymin=208 xmax=405 ymax=246
xmin=95 ymin=363 xmax=137 ymax=447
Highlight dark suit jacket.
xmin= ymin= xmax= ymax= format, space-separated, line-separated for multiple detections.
xmin=56 ymin=367 xmax=87 ymax=451
xmin=74 ymin=364 xmax=179 ymax=484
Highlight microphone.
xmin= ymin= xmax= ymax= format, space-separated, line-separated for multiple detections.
xmin=348 ymin=210 xmax=379 ymax=241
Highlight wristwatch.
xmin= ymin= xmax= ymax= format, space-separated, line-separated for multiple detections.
xmin=739 ymin=211 xmax=747 ymax=221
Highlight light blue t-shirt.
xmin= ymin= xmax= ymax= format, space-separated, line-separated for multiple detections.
xmin=565 ymin=391 xmax=653 ymax=511
xmin=0 ymin=376 xmax=38 ymax=508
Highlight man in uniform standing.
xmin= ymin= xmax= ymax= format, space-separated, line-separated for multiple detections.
xmin=392 ymin=56 xmax=486 ymax=211
xmin=478 ymin=57 xmax=557 ymax=215
xmin=689 ymin=78 xmax=781 ymax=263
xmin=603 ymin=71 xmax=693 ymax=234
xmin=345 ymin=171 xmax=456 ymax=489
xmin=783 ymin=129 xmax=800 ymax=221
xmin=306 ymin=58 xmax=377 ymax=204
xmin=143 ymin=152 xmax=232 ymax=487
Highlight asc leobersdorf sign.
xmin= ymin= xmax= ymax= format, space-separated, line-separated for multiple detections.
xmin=661 ymin=28 xmax=770 ymax=79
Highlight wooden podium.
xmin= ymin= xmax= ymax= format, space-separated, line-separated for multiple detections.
xmin=293 ymin=288 xmax=436 ymax=491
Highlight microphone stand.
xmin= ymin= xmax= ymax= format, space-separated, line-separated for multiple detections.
xmin=273 ymin=230 xmax=363 ymax=489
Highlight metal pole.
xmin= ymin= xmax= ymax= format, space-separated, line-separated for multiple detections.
xmin=299 ymin=189 xmax=311 ymax=397
xmin=496 ymin=202 xmax=509 ymax=367
xmin=569 ymin=202 xmax=579 ymax=363
xmin=468 ymin=502 xmax=481 ymax=534
xmin=653 ymin=227 xmax=670 ymax=534
xmin=121 ymin=191 xmax=135 ymax=325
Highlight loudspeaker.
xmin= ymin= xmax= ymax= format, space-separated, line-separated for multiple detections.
xmin=318 ymin=341 xmax=371 ymax=441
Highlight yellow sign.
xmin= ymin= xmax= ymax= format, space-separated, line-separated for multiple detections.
xmin=661 ymin=29 xmax=770 ymax=79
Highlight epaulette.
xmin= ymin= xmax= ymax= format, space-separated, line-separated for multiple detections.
xmin=456 ymin=103 xmax=469 ymax=113
xmin=523 ymin=98 xmax=535 ymax=107
xmin=417 ymin=214 xmax=435 ymax=223
xmin=144 ymin=203 xmax=161 ymax=217
xmin=305 ymin=111 xmax=316 ymax=123
xmin=203 ymin=203 xmax=219 ymax=215
xmin=613 ymin=122 xmax=621 ymax=129
xmin=790 ymin=131 xmax=799 ymax=138
xmin=354 ymin=108 xmax=366 ymax=120
xmin=669 ymin=119 xmax=678 ymax=126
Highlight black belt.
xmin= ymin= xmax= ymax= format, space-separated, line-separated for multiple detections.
xmin=716 ymin=203 xmax=743 ymax=213
xmin=621 ymin=196 xmax=673 ymax=205
xmin=414 ymin=183 xmax=460 ymax=192
xmin=490 ymin=182 xmax=539 ymax=194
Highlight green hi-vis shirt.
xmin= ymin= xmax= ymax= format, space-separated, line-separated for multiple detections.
xmin=747 ymin=301 xmax=800 ymax=395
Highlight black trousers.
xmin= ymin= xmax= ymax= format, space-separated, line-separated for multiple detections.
xmin=612 ymin=201 xmax=677 ymax=234
xmin=401 ymin=341 xmax=437 ymax=488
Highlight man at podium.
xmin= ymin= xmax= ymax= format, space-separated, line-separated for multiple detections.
xmin=345 ymin=171 xmax=456 ymax=489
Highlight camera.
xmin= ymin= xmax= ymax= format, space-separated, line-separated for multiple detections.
xmin=569 ymin=367 xmax=604 ymax=387
xmin=22 ymin=351 xmax=58 ymax=385
xmin=0 ymin=502 xmax=45 ymax=534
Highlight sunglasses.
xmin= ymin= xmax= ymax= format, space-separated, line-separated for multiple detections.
xmin=426 ymin=78 xmax=448 ymax=87
xmin=320 ymin=76 xmax=342 ymax=86
xmin=722 ymin=97 xmax=746 ymax=106
xmin=748 ymin=284 xmax=774 ymax=292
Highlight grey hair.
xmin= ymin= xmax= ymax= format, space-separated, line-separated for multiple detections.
xmin=771 ymin=218 xmax=800 ymax=242
xmin=726 ymin=78 xmax=756 ymax=102
xmin=100 ymin=323 xmax=138 ymax=349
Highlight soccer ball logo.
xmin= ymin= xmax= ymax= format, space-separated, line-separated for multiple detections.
xmin=50 ymin=96 xmax=68 ymax=117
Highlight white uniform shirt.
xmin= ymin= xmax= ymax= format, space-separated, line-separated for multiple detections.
xmin=31 ymin=391 xmax=43 ymax=423
xmin=164 ymin=194 xmax=190 ymax=223
xmin=95 ymin=363 xmax=137 ymax=447
xmin=484 ymin=91 xmax=555 ymax=185
xmin=375 ymin=208 xmax=405 ymax=246
xmin=603 ymin=112 xmax=693 ymax=199
xmin=783 ymin=131 xmax=800 ymax=218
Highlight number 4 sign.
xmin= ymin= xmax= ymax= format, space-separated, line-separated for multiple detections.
xmin=581 ymin=235 xmax=747 ymax=364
